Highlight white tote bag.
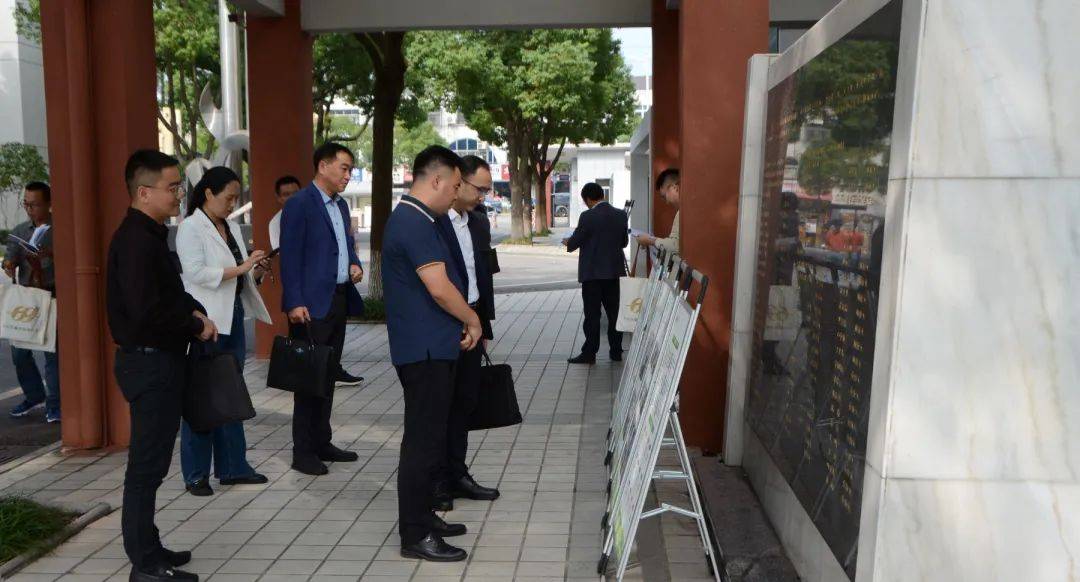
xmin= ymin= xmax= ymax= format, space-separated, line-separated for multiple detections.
xmin=11 ymin=297 xmax=57 ymax=353
xmin=615 ymin=245 xmax=650 ymax=332
xmin=0 ymin=284 xmax=52 ymax=345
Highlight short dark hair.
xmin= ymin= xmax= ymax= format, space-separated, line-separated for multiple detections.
xmin=313 ymin=142 xmax=354 ymax=172
xmin=187 ymin=166 xmax=241 ymax=217
xmin=412 ymin=145 xmax=463 ymax=180
xmin=460 ymin=155 xmax=491 ymax=179
xmin=24 ymin=181 xmax=51 ymax=203
xmin=655 ymin=168 xmax=679 ymax=190
xmin=125 ymin=149 xmax=180 ymax=197
xmin=581 ymin=182 xmax=605 ymax=202
xmin=275 ymin=175 xmax=302 ymax=193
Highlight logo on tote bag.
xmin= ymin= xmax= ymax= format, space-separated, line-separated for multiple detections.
xmin=8 ymin=305 xmax=41 ymax=323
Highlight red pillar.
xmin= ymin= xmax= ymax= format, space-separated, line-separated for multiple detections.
xmin=677 ymin=0 xmax=768 ymax=452
xmin=651 ymin=0 xmax=680 ymax=237
xmin=247 ymin=0 xmax=314 ymax=358
xmin=40 ymin=0 xmax=159 ymax=448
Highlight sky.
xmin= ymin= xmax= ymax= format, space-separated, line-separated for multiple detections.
xmin=613 ymin=27 xmax=652 ymax=77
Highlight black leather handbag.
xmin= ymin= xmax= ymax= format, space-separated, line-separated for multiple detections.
xmin=267 ymin=326 xmax=335 ymax=398
xmin=184 ymin=344 xmax=256 ymax=433
xmin=468 ymin=350 xmax=522 ymax=431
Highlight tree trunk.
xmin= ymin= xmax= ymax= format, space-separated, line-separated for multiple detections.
xmin=533 ymin=173 xmax=549 ymax=234
xmin=166 ymin=65 xmax=183 ymax=158
xmin=506 ymin=132 xmax=533 ymax=242
xmin=186 ymin=66 xmax=199 ymax=156
xmin=315 ymin=104 xmax=327 ymax=144
xmin=359 ymin=31 xmax=407 ymax=300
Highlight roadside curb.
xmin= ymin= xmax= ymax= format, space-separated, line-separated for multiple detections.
xmin=0 ymin=441 xmax=61 ymax=477
xmin=0 ymin=502 xmax=113 ymax=580
xmin=494 ymin=244 xmax=574 ymax=257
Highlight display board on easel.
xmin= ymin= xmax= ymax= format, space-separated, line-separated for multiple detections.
xmin=598 ymin=262 xmax=719 ymax=581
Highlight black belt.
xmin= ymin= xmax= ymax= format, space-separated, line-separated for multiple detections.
xmin=468 ymin=301 xmax=479 ymax=309
xmin=119 ymin=346 xmax=165 ymax=355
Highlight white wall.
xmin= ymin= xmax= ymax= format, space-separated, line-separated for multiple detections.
xmin=569 ymin=146 xmax=631 ymax=226
xmin=0 ymin=0 xmax=47 ymax=230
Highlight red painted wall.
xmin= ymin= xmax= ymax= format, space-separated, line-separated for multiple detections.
xmin=677 ymin=0 xmax=769 ymax=452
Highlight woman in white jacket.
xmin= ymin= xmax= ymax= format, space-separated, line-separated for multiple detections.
xmin=176 ymin=166 xmax=272 ymax=496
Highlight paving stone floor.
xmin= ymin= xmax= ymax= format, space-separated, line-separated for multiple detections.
xmin=0 ymin=290 xmax=713 ymax=582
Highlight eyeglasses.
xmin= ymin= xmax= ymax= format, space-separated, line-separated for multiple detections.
xmin=463 ymin=179 xmax=492 ymax=196
xmin=141 ymin=184 xmax=185 ymax=196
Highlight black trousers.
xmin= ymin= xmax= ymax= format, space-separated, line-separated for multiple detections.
xmin=396 ymin=358 xmax=456 ymax=545
xmin=115 ymin=349 xmax=186 ymax=569
xmin=289 ymin=285 xmax=347 ymax=460
xmin=444 ymin=344 xmax=483 ymax=484
xmin=581 ymin=278 xmax=623 ymax=356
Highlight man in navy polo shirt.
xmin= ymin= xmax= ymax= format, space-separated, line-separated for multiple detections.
xmin=383 ymin=146 xmax=482 ymax=562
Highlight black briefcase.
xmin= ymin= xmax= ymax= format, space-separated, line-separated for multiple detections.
xmin=184 ymin=345 xmax=256 ymax=433
xmin=266 ymin=331 xmax=334 ymax=398
xmin=468 ymin=350 xmax=521 ymax=431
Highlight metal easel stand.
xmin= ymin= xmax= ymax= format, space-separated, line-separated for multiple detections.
xmin=646 ymin=405 xmax=721 ymax=580
xmin=597 ymin=403 xmax=721 ymax=581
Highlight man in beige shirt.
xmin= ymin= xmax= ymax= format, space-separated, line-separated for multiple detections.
xmin=636 ymin=168 xmax=680 ymax=255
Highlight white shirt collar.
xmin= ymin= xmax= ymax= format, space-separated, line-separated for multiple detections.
xmin=448 ymin=208 xmax=469 ymax=225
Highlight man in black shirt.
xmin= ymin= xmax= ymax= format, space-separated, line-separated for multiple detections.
xmin=107 ymin=150 xmax=216 ymax=582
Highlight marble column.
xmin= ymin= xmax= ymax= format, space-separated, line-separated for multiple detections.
xmin=856 ymin=0 xmax=1080 ymax=579
xmin=723 ymin=54 xmax=776 ymax=466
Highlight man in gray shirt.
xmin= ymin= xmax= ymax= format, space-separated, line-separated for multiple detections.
xmin=2 ymin=181 xmax=59 ymax=422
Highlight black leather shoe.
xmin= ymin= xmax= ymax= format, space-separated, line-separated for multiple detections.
xmin=162 ymin=549 xmax=191 ymax=567
xmin=219 ymin=473 xmax=269 ymax=486
xmin=430 ymin=515 xmax=467 ymax=537
xmin=400 ymin=533 xmax=467 ymax=562
xmin=432 ymin=482 xmax=454 ymax=512
xmin=567 ymin=353 xmax=596 ymax=364
xmin=185 ymin=478 xmax=213 ymax=497
xmin=129 ymin=564 xmax=199 ymax=582
xmin=292 ymin=456 xmax=329 ymax=476
xmin=450 ymin=475 xmax=500 ymax=501
xmin=335 ymin=369 xmax=364 ymax=387
xmin=610 ymin=352 xmax=623 ymax=362
xmin=318 ymin=445 xmax=359 ymax=463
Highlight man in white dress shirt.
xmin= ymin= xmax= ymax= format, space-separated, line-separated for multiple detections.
xmin=432 ymin=155 xmax=501 ymax=510
xmin=268 ymin=175 xmax=301 ymax=250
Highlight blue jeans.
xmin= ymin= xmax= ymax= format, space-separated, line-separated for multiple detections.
xmin=180 ymin=299 xmax=256 ymax=484
xmin=12 ymin=347 xmax=60 ymax=412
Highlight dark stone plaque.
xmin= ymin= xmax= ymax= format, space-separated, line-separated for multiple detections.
xmin=745 ymin=2 xmax=902 ymax=578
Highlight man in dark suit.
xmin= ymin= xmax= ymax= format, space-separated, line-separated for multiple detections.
xmin=433 ymin=155 xmax=500 ymax=511
xmin=564 ymin=183 xmax=629 ymax=364
xmin=280 ymin=142 xmax=365 ymax=476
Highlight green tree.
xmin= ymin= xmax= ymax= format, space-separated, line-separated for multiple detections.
xmin=313 ymin=34 xmax=375 ymax=144
xmin=409 ymin=29 xmax=636 ymax=239
xmin=0 ymin=143 xmax=49 ymax=226
xmin=352 ymin=32 xmax=411 ymax=300
xmin=13 ymin=0 xmax=40 ymax=42
xmin=153 ymin=0 xmax=221 ymax=160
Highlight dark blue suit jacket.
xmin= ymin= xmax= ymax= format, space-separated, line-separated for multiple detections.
xmin=435 ymin=210 xmax=496 ymax=339
xmin=565 ymin=201 xmax=629 ymax=282
xmin=280 ymin=183 xmax=364 ymax=319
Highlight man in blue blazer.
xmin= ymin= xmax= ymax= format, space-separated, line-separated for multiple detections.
xmin=432 ymin=155 xmax=500 ymax=511
xmin=564 ymin=183 xmax=629 ymax=364
xmin=280 ymin=142 xmax=365 ymax=476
